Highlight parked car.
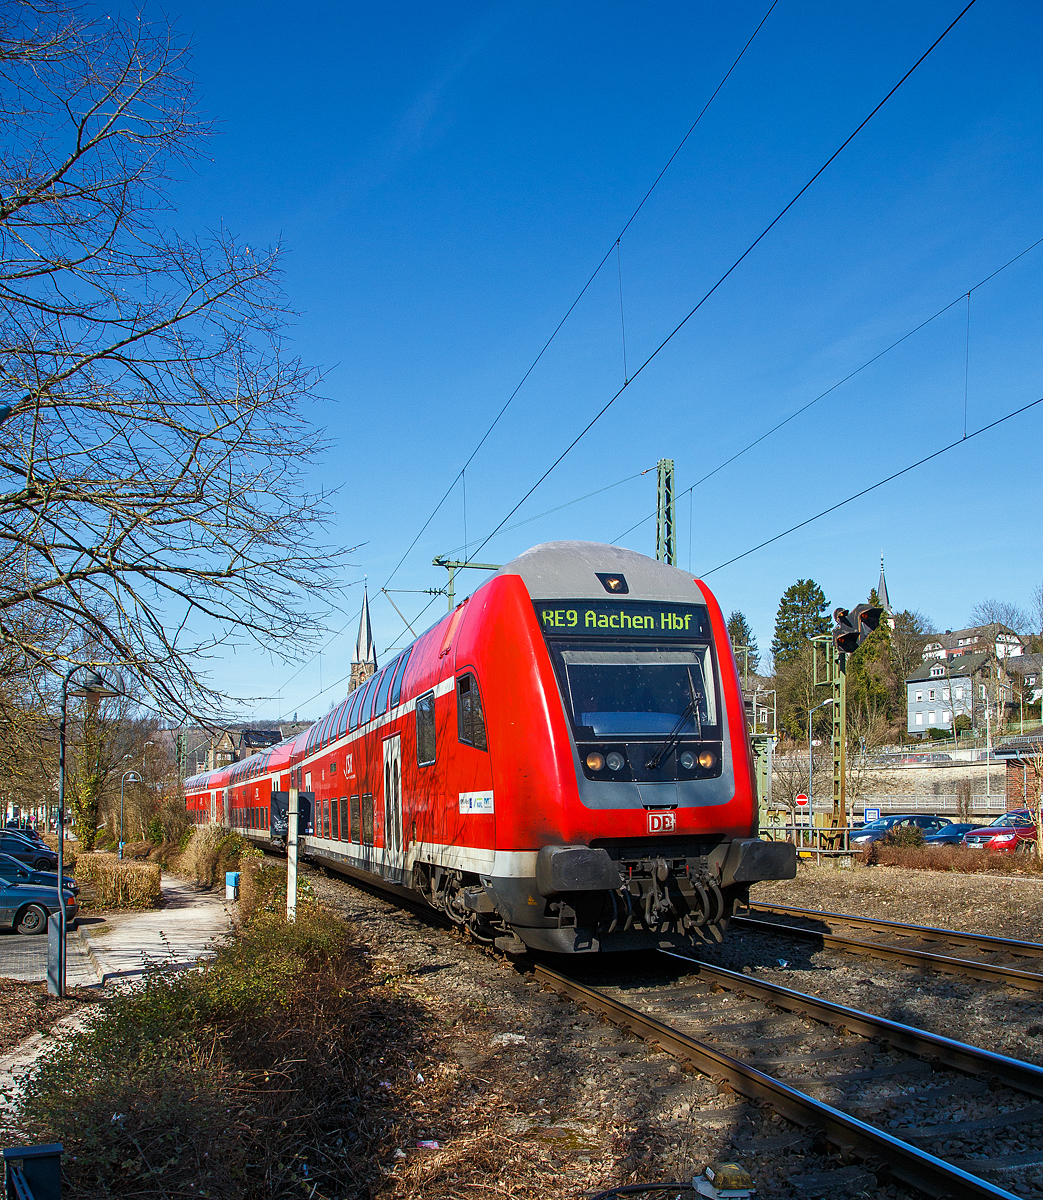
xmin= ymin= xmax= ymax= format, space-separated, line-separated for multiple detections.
xmin=962 ymin=810 xmax=1037 ymax=853
xmin=851 ymin=814 xmax=951 ymax=846
xmin=0 ymin=831 xmax=59 ymax=872
xmin=0 ymin=852 xmax=77 ymax=895
xmin=0 ymin=878 xmax=78 ymax=934
xmin=923 ymin=822 xmax=979 ymax=846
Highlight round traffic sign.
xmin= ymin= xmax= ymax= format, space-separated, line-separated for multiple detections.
xmin=795 ymin=794 xmax=809 ymax=806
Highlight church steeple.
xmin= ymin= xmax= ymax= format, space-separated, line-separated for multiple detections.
xmin=350 ymin=586 xmax=377 ymax=691
xmin=878 ymin=554 xmax=895 ymax=629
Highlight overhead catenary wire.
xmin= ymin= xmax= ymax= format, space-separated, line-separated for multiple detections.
xmin=380 ymin=0 xmax=781 ymax=593
xmin=612 ymin=229 xmax=1043 ymax=545
xmin=700 ymin=392 xmax=1043 ymax=576
xmin=465 ymin=0 xmax=980 ymax=567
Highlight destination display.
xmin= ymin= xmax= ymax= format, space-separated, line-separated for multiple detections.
xmin=535 ymin=599 xmax=709 ymax=639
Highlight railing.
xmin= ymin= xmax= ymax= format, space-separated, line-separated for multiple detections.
xmin=761 ymin=824 xmax=854 ymax=863
xmin=852 ymin=794 xmax=1009 ymax=816
xmin=3 ymin=1144 xmax=62 ymax=1200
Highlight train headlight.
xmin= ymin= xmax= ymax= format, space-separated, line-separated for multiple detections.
xmin=697 ymin=751 xmax=716 ymax=769
xmin=586 ymin=751 xmax=605 ymax=771
xmin=679 ymin=750 xmax=695 ymax=770
xmin=606 ymin=751 xmax=625 ymax=772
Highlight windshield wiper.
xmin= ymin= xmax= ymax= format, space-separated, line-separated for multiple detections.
xmin=646 ymin=669 xmax=702 ymax=770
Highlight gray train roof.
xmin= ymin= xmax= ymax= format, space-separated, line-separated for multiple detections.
xmin=496 ymin=541 xmax=705 ymax=603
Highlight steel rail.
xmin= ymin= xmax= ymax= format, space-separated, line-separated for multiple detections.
xmin=659 ymin=952 xmax=1043 ymax=1100
xmin=747 ymin=904 xmax=1043 ymax=959
xmin=533 ymin=962 xmax=1019 ymax=1200
xmin=732 ymin=915 xmax=1043 ymax=992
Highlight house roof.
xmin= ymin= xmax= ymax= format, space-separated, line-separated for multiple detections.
xmin=921 ymin=623 xmax=1023 ymax=655
xmin=1004 ymin=653 xmax=1043 ymax=677
xmin=994 ymin=728 xmax=1043 ymax=758
xmin=906 ymin=652 xmax=989 ymax=683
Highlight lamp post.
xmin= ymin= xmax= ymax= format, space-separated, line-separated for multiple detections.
xmin=52 ymin=667 xmax=119 ymax=997
xmin=808 ymin=698 xmax=835 ymax=825
xmin=119 ymin=771 xmax=142 ymax=859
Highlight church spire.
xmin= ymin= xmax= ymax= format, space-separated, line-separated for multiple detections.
xmin=350 ymin=586 xmax=377 ymax=691
xmin=878 ymin=554 xmax=894 ymax=629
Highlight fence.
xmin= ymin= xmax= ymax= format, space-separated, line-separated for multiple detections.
xmin=852 ymin=794 xmax=1009 ymax=816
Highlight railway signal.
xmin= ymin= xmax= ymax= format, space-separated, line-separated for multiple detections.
xmin=832 ymin=604 xmax=883 ymax=654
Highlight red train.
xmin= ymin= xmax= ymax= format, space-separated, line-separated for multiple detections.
xmin=184 ymin=541 xmax=794 ymax=952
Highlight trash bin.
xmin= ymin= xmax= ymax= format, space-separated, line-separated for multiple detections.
xmin=225 ymin=871 xmax=240 ymax=902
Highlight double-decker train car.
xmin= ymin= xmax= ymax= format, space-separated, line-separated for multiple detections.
xmin=184 ymin=541 xmax=794 ymax=952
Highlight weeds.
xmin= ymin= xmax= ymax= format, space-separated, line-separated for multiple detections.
xmin=175 ymin=825 xmax=246 ymax=888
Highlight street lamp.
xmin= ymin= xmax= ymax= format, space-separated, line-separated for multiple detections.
xmin=52 ymin=667 xmax=119 ymax=997
xmin=808 ymin=698 xmax=835 ymax=822
xmin=119 ymin=771 xmax=142 ymax=859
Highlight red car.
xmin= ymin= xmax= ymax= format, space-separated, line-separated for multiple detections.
xmin=962 ymin=809 xmax=1038 ymax=853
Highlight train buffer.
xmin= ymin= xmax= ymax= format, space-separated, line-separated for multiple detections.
xmin=3 ymin=1143 xmax=63 ymax=1200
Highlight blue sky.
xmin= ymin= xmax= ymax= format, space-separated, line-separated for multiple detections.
xmin=149 ymin=0 xmax=1042 ymax=720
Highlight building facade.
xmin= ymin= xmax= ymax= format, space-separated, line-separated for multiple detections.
xmin=921 ymin=623 xmax=1024 ymax=662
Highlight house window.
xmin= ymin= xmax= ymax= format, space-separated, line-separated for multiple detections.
xmin=928 ymin=689 xmax=936 ymax=701
xmin=942 ymin=710 xmax=951 ymax=723
xmin=915 ymin=691 xmax=923 ymax=703
xmin=930 ymin=665 xmax=944 ymax=677
xmin=955 ymin=687 xmax=963 ymax=700
xmin=928 ymin=711 xmax=936 ymax=724
xmin=915 ymin=713 xmax=923 ymax=726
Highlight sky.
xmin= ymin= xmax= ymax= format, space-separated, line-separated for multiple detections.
xmin=136 ymin=0 xmax=1043 ymax=721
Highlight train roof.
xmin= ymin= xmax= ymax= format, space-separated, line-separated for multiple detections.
xmin=496 ymin=540 xmax=704 ymax=603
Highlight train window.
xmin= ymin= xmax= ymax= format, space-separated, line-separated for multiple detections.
xmin=416 ymin=690 xmax=436 ymax=765
xmin=363 ymin=668 xmax=387 ymax=725
xmin=323 ymin=799 xmax=330 ymax=839
xmin=356 ymin=672 xmax=380 ymax=728
xmin=374 ymin=656 xmax=399 ymax=716
xmin=361 ymin=794 xmax=374 ymax=845
xmin=330 ymin=759 xmax=337 ymax=774
xmin=457 ymin=674 xmax=487 ymax=751
xmin=350 ymin=795 xmax=360 ymax=843
xmin=390 ymin=647 xmax=412 ymax=708
xmin=335 ymin=698 xmax=350 ymax=740
xmin=331 ymin=797 xmax=340 ymax=841
xmin=346 ymin=686 xmax=363 ymax=732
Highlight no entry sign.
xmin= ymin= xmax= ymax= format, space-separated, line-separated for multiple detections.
xmin=795 ymin=794 xmax=809 ymax=807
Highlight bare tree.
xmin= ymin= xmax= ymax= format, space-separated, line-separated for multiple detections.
xmin=0 ymin=3 xmax=343 ymax=718
xmin=969 ymin=600 xmax=1032 ymax=635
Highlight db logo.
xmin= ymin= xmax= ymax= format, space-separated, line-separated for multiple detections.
xmin=647 ymin=810 xmax=677 ymax=834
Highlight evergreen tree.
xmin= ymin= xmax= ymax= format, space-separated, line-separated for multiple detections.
xmin=847 ymin=586 xmax=893 ymax=735
xmin=726 ymin=611 xmax=760 ymax=675
xmin=771 ymin=579 xmax=830 ymax=667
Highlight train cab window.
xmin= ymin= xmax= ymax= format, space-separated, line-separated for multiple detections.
xmin=374 ymin=656 xmax=398 ymax=716
xmin=349 ymin=795 xmax=360 ymax=843
xmin=361 ymin=794 xmax=374 ymax=845
xmin=457 ymin=674 xmax=487 ymax=751
xmin=331 ymin=798 xmax=340 ymax=841
xmin=390 ymin=648 xmax=412 ymax=708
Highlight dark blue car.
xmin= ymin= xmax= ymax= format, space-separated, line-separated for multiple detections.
xmin=0 ymin=852 xmax=78 ymax=895
xmin=923 ymin=822 xmax=979 ymax=846
xmin=0 ymin=879 xmax=78 ymax=934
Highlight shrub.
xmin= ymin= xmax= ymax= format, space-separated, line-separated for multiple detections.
xmin=861 ymin=843 xmax=1043 ymax=873
xmin=145 ymin=815 xmax=163 ymax=844
xmin=7 ymin=901 xmax=392 ymax=1200
xmin=883 ymin=824 xmax=925 ymax=848
xmin=75 ymin=852 xmax=162 ymax=908
xmin=176 ymin=826 xmax=245 ymax=888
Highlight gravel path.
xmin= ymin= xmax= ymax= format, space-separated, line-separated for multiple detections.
xmin=305 ymin=866 xmax=924 ymax=1200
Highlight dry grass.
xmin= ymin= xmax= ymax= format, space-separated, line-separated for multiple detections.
xmin=861 ymin=842 xmax=1043 ymax=874
xmin=74 ymin=852 xmax=162 ymax=908
xmin=174 ymin=824 xmax=245 ymax=888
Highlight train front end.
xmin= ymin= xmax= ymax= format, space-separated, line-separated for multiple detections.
xmin=476 ymin=541 xmax=794 ymax=953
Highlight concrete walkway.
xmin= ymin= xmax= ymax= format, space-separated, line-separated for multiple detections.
xmin=79 ymin=875 xmax=231 ymax=985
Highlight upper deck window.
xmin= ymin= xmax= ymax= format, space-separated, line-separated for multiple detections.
xmin=390 ymin=647 xmax=412 ymax=708
xmin=374 ymin=656 xmax=398 ymax=717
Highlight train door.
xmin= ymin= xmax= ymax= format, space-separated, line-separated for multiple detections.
xmin=383 ymin=734 xmax=402 ymax=859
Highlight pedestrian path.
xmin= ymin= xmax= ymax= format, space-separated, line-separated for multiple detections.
xmin=80 ymin=875 xmax=231 ymax=985
xmin=0 ymin=924 xmax=99 ymax=987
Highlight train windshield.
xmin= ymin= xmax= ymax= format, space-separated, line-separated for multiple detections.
xmin=559 ymin=647 xmax=717 ymax=737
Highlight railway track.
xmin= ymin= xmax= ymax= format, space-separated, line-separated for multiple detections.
xmin=535 ymin=955 xmax=1043 ymax=1200
xmin=733 ymin=905 xmax=1043 ymax=992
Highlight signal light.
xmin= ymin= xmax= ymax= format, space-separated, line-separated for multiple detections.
xmin=831 ymin=603 xmax=883 ymax=655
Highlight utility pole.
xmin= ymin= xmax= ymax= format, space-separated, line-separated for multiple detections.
xmin=286 ymin=786 xmax=298 ymax=923
xmin=432 ymin=556 xmax=502 ymax=612
xmin=655 ymin=458 xmax=676 ymax=566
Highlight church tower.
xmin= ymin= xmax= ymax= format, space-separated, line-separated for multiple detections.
xmin=878 ymin=554 xmax=895 ymax=630
xmin=350 ymin=587 xmax=377 ymax=691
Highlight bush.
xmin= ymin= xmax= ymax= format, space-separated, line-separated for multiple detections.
xmin=145 ymin=816 xmax=163 ymax=844
xmin=7 ymin=900 xmax=399 ymax=1200
xmin=883 ymin=824 xmax=925 ymax=848
xmin=176 ymin=826 xmax=246 ymax=888
xmin=861 ymin=843 xmax=1043 ymax=873
xmin=75 ymin=852 xmax=162 ymax=908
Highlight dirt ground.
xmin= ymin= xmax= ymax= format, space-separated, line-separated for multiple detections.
xmin=0 ymin=979 xmax=99 ymax=1058
xmin=754 ymin=861 xmax=1043 ymax=941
